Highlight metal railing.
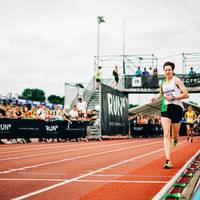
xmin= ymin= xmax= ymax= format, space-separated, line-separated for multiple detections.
xmin=123 ymin=73 xmax=200 ymax=93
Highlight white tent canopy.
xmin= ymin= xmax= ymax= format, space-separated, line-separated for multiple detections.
xmin=129 ymin=100 xmax=200 ymax=117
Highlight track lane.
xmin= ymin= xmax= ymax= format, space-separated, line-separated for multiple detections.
xmin=79 ymin=138 xmax=200 ymax=200
xmin=0 ymin=141 xmax=161 ymax=175
xmin=0 ymin=139 xmax=157 ymax=160
xmin=0 ymin=139 xmax=163 ymax=199
xmin=0 ymin=139 xmax=162 ymax=172
xmin=0 ymin=137 xmax=199 ymax=199
xmin=11 ymin=146 xmax=166 ymax=200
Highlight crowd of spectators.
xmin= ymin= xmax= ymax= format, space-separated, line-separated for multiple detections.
xmin=135 ymin=66 xmax=158 ymax=77
xmin=129 ymin=112 xmax=200 ymax=134
xmin=134 ymin=66 xmax=198 ymax=78
xmin=0 ymin=97 xmax=98 ymax=144
xmin=0 ymin=97 xmax=97 ymax=123
xmin=129 ymin=113 xmax=161 ymax=125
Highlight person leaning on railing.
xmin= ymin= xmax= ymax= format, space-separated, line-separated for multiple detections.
xmin=69 ymin=105 xmax=79 ymax=121
xmin=0 ymin=104 xmax=7 ymax=118
xmin=36 ymin=104 xmax=46 ymax=120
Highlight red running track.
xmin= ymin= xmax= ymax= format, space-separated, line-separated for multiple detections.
xmin=0 ymin=136 xmax=199 ymax=200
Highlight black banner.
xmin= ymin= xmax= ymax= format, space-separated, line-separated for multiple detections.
xmin=130 ymin=123 xmax=163 ymax=138
xmin=0 ymin=119 xmax=89 ymax=140
xmin=101 ymin=84 xmax=129 ymax=136
xmin=0 ymin=119 xmax=16 ymax=139
xmin=130 ymin=121 xmax=187 ymax=137
xmin=181 ymin=75 xmax=200 ymax=87
xmin=124 ymin=74 xmax=200 ymax=89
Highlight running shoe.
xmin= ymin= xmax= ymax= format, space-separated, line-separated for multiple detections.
xmin=163 ymin=161 xmax=172 ymax=169
xmin=172 ymin=138 xmax=178 ymax=147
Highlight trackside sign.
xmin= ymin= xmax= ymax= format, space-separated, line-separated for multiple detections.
xmin=101 ymin=84 xmax=128 ymax=136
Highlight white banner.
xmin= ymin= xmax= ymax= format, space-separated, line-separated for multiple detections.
xmin=132 ymin=77 xmax=142 ymax=87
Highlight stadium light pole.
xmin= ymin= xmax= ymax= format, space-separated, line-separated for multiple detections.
xmin=97 ymin=16 xmax=105 ymax=67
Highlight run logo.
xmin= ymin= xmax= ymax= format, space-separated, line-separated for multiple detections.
xmin=0 ymin=124 xmax=11 ymax=131
xmin=45 ymin=125 xmax=59 ymax=132
xmin=107 ymin=93 xmax=126 ymax=116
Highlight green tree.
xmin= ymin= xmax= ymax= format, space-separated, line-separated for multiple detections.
xmin=48 ymin=95 xmax=64 ymax=104
xmin=21 ymin=88 xmax=45 ymax=102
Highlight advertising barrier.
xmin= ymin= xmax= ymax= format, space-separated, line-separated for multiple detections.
xmin=124 ymin=74 xmax=200 ymax=89
xmin=101 ymin=84 xmax=129 ymax=136
xmin=130 ymin=121 xmax=187 ymax=138
xmin=0 ymin=119 xmax=89 ymax=140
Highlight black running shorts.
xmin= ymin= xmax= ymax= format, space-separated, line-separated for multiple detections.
xmin=161 ymin=104 xmax=183 ymax=123
xmin=187 ymin=123 xmax=194 ymax=128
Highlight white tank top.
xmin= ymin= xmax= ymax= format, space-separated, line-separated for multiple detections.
xmin=162 ymin=76 xmax=183 ymax=108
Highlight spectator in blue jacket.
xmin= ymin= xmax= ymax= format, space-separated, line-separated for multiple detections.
xmin=135 ymin=67 xmax=142 ymax=77
xmin=142 ymin=68 xmax=150 ymax=77
xmin=189 ymin=67 xmax=196 ymax=77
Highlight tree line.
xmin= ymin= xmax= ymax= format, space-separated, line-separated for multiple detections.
xmin=20 ymin=88 xmax=64 ymax=104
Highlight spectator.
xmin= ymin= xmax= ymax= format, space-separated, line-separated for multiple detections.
xmin=149 ymin=67 xmax=154 ymax=75
xmin=86 ymin=109 xmax=95 ymax=121
xmin=36 ymin=105 xmax=46 ymax=120
xmin=135 ymin=67 xmax=142 ymax=77
xmin=150 ymin=67 xmax=159 ymax=88
xmin=0 ymin=104 xmax=7 ymax=118
xmin=14 ymin=105 xmax=23 ymax=119
xmin=142 ymin=68 xmax=150 ymax=88
xmin=78 ymin=110 xmax=85 ymax=121
xmin=112 ymin=65 xmax=119 ymax=88
xmin=45 ymin=109 xmax=54 ymax=121
xmin=95 ymin=66 xmax=102 ymax=89
xmin=22 ymin=105 xmax=30 ymax=119
xmin=153 ymin=67 xmax=158 ymax=75
xmin=63 ymin=107 xmax=71 ymax=122
xmin=77 ymin=97 xmax=87 ymax=114
xmin=55 ymin=106 xmax=64 ymax=121
xmin=142 ymin=68 xmax=150 ymax=77
xmin=7 ymin=106 xmax=15 ymax=118
xmin=69 ymin=105 xmax=78 ymax=120
xmin=28 ymin=105 xmax=36 ymax=119
xmin=189 ymin=67 xmax=196 ymax=77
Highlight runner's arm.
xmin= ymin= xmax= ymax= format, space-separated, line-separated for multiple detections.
xmin=174 ymin=78 xmax=189 ymax=100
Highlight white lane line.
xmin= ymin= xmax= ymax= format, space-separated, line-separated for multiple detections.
xmin=12 ymin=147 xmax=165 ymax=200
xmin=88 ymin=174 xmax=173 ymax=178
xmin=0 ymin=139 xmax=160 ymax=155
xmin=0 ymin=143 xmax=71 ymax=153
xmin=0 ymin=139 xmax=157 ymax=161
xmin=0 ymin=141 xmax=162 ymax=175
xmin=77 ymin=179 xmax=168 ymax=184
xmin=0 ymin=141 xmax=106 ymax=154
xmin=0 ymin=141 xmax=104 ymax=154
xmin=0 ymin=178 xmax=63 ymax=182
xmin=0 ymin=138 xmax=162 ymax=154
xmin=0 ymin=178 xmax=167 ymax=184
xmin=18 ymin=172 xmax=172 ymax=178
xmin=18 ymin=172 xmax=68 ymax=175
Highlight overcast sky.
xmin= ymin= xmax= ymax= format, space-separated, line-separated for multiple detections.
xmin=0 ymin=0 xmax=199 ymax=105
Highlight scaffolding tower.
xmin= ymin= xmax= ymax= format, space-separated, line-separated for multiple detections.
xmin=94 ymin=54 xmax=158 ymax=78
xmin=182 ymin=53 xmax=200 ymax=74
